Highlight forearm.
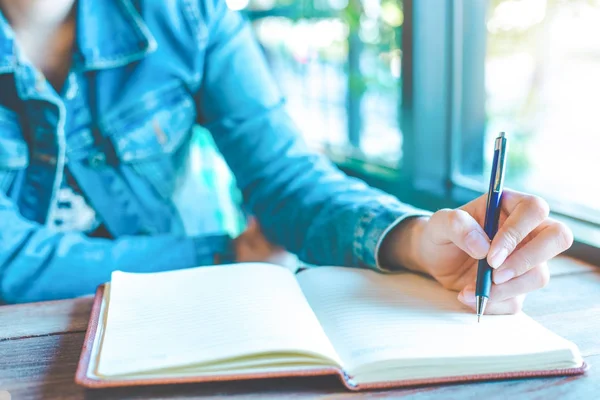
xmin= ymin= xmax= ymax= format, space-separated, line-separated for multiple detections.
xmin=197 ymin=1 xmax=430 ymax=269
xmin=1 ymin=234 xmax=196 ymax=304
xmin=0 ymin=196 xmax=230 ymax=303
xmin=205 ymin=103 xmax=424 ymax=267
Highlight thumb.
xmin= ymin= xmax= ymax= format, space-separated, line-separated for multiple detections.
xmin=429 ymin=209 xmax=491 ymax=260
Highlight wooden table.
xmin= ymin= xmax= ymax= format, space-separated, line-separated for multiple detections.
xmin=1 ymin=256 xmax=599 ymax=399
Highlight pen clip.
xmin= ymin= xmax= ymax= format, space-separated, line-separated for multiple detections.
xmin=492 ymin=136 xmax=507 ymax=192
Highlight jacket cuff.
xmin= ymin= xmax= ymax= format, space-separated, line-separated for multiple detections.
xmin=354 ymin=203 xmax=432 ymax=272
xmin=193 ymin=234 xmax=236 ymax=265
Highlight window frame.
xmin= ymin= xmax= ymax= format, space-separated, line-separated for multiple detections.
xmin=335 ymin=0 xmax=600 ymax=266
xmin=244 ymin=0 xmax=600 ymax=265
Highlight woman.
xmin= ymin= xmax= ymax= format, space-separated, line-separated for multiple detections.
xmin=0 ymin=0 xmax=571 ymax=306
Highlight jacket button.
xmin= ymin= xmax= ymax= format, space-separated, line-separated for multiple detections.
xmin=88 ymin=152 xmax=106 ymax=168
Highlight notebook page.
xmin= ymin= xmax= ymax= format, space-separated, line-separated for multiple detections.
xmin=297 ymin=267 xmax=581 ymax=378
xmin=96 ymin=263 xmax=341 ymax=377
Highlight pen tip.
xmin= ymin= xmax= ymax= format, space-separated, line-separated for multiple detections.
xmin=478 ymin=315 xmax=481 ymax=323
xmin=499 ymin=131 xmax=506 ymax=138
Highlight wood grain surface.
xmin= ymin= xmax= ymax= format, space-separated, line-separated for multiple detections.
xmin=0 ymin=256 xmax=597 ymax=399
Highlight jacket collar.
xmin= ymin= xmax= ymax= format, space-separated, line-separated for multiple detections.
xmin=77 ymin=0 xmax=157 ymax=70
xmin=0 ymin=10 xmax=15 ymax=73
xmin=0 ymin=0 xmax=157 ymax=74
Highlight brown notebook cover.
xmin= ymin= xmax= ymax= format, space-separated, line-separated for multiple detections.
xmin=75 ymin=285 xmax=589 ymax=391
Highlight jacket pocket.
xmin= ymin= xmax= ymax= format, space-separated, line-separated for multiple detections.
xmin=100 ymin=84 xmax=196 ymax=200
xmin=0 ymin=106 xmax=29 ymax=194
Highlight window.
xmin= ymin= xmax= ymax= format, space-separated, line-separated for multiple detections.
xmin=359 ymin=0 xmax=599 ymax=260
xmin=241 ymin=0 xmax=404 ymax=166
xmin=474 ymin=0 xmax=600 ymax=224
xmin=234 ymin=0 xmax=599 ymax=261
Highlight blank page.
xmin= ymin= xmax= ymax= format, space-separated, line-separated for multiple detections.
xmin=96 ymin=263 xmax=341 ymax=377
xmin=297 ymin=267 xmax=582 ymax=383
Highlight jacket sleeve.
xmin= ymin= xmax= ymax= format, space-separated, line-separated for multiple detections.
xmin=0 ymin=191 xmax=231 ymax=303
xmin=195 ymin=1 xmax=430 ymax=270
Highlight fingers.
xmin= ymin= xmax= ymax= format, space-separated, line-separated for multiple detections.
xmin=458 ymin=264 xmax=549 ymax=314
xmin=458 ymin=290 xmax=525 ymax=315
xmin=491 ymin=263 xmax=550 ymax=300
xmin=493 ymin=219 xmax=572 ymax=284
xmin=480 ymin=296 xmax=525 ymax=315
xmin=235 ymin=217 xmax=286 ymax=263
xmin=429 ymin=209 xmax=491 ymax=259
xmin=458 ymin=287 xmax=525 ymax=314
xmin=488 ymin=192 xmax=550 ymax=268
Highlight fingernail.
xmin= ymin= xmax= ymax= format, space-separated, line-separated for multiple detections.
xmin=489 ymin=248 xmax=508 ymax=269
xmin=494 ymin=268 xmax=515 ymax=284
xmin=459 ymin=288 xmax=476 ymax=304
xmin=465 ymin=231 xmax=490 ymax=258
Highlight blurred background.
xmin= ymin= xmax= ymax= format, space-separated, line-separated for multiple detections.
xmin=205 ymin=0 xmax=600 ymax=259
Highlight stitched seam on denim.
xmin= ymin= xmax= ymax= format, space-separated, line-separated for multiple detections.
xmin=0 ymin=63 xmax=14 ymax=73
xmin=354 ymin=206 xmax=378 ymax=267
xmin=0 ymin=10 xmax=16 ymax=72
xmin=119 ymin=0 xmax=158 ymax=51
xmin=180 ymin=0 xmax=206 ymax=92
xmin=203 ymin=0 xmax=233 ymax=54
xmin=65 ymin=132 xmax=94 ymax=155
xmin=0 ymin=106 xmax=20 ymax=126
xmin=80 ymin=0 xmax=157 ymax=70
xmin=0 ymin=171 xmax=13 ymax=192
xmin=99 ymin=81 xmax=186 ymax=134
xmin=44 ymin=102 xmax=68 ymax=228
xmin=0 ymin=108 xmax=27 ymax=167
xmin=102 ymin=98 xmax=193 ymax=161
xmin=182 ymin=0 xmax=203 ymax=42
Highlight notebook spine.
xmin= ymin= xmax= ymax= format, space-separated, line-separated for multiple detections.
xmin=341 ymin=371 xmax=359 ymax=390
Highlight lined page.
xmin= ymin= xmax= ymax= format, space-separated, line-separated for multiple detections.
xmin=96 ymin=263 xmax=341 ymax=377
xmin=297 ymin=267 xmax=581 ymax=379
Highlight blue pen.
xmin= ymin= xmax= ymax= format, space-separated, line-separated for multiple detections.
xmin=476 ymin=132 xmax=508 ymax=322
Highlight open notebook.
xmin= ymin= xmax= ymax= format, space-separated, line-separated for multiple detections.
xmin=75 ymin=263 xmax=587 ymax=390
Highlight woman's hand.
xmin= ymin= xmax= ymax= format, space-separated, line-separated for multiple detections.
xmin=234 ymin=217 xmax=287 ymax=263
xmin=382 ymin=190 xmax=574 ymax=314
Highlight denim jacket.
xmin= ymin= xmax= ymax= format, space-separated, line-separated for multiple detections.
xmin=0 ymin=0 xmax=428 ymax=303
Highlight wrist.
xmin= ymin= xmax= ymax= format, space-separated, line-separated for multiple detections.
xmin=378 ymin=216 xmax=429 ymax=274
xmin=196 ymin=234 xmax=235 ymax=265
